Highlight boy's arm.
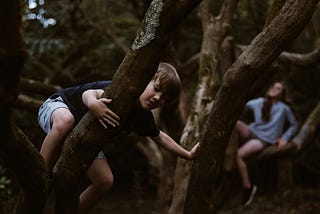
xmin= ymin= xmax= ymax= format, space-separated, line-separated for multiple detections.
xmin=82 ymin=89 xmax=120 ymax=128
xmin=151 ymin=130 xmax=199 ymax=160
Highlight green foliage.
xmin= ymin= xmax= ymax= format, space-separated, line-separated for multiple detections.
xmin=22 ymin=0 xmax=140 ymax=86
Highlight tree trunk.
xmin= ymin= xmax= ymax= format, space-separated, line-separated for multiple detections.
xmin=0 ymin=1 xmax=48 ymax=213
xmin=168 ymin=0 xmax=239 ymax=213
xmin=9 ymin=130 xmax=49 ymax=214
xmin=156 ymin=104 xmax=182 ymax=214
xmin=292 ymin=102 xmax=320 ymax=149
xmin=184 ymin=0 xmax=319 ymax=213
xmin=53 ymin=0 xmax=203 ymax=213
xmin=294 ymin=102 xmax=320 ymax=176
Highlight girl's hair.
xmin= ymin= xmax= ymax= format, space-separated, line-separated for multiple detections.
xmin=262 ymin=81 xmax=289 ymax=121
xmin=262 ymin=96 xmax=273 ymax=121
xmin=152 ymin=62 xmax=181 ymax=102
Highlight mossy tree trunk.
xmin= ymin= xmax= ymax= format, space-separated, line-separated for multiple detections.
xmin=0 ymin=1 xmax=48 ymax=213
xmin=53 ymin=0 xmax=204 ymax=213
xmin=183 ymin=0 xmax=320 ymax=213
xmin=168 ymin=0 xmax=239 ymax=213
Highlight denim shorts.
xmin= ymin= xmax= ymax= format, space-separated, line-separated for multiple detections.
xmin=38 ymin=96 xmax=69 ymax=134
xmin=38 ymin=96 xmax=106 ymax=159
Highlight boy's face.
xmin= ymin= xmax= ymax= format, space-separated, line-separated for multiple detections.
xmin=139 ymin=79 xmax=167 ymax=110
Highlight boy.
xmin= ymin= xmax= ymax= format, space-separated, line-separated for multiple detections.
xmin=38 ymin=62 xmax=200 ymax=214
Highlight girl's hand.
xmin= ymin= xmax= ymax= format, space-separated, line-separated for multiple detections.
xmin=277 ymin=139 xmax=287 ymax=148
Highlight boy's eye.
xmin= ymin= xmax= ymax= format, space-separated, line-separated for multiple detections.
xmin=154 ymin=84 xmax=161 ymax=91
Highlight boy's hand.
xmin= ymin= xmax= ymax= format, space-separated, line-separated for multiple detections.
xmin=189 ymin=142 xmax=200 ymax=160
xmin=91 ymin=98 xmax=120 ymax=129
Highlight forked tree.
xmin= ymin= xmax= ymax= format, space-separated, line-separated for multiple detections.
xmin=183 ymin=0 xmax=319 ymax=213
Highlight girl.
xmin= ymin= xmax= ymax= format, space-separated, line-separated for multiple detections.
xmin=235 ymin=81 xmax=298 ymax=206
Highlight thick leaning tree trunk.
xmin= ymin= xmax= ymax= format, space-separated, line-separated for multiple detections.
xmin=168 ymin=0 xmax=239 ymax=213
xmin=53 ymin=0 xmax=203 ymax=213
xmin=183 ymin=0 xmax=320 ymax=213
xmin=0 ymin=1 xmax=48 ymax=214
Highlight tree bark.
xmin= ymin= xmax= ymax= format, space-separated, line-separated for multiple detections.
xmin=155 ymin=105 xmax=181 ymax=214
xmin=183 ymin=0 xmax=319 ymax=213
xmin=0 ymin=1 xmax=48 ymax=213
xmin=293 ymin=102 xmax=320 ymax=175
xmin=292 ymin=102 xmax=320 ymax=150
xmin=278 ymin=43 xmax=320 ymax=67
xmin=19 ymin=77 xmax=61 ymax=96
xmin=236 ymin=42 xmax=320 ymax=67
xmin=53 ymin=0 xmax=203 ymax=213
xmin=15 ymin=78 xmax=59 ymax=112
xmin=168 ymin=0 xmax=239 ymax=213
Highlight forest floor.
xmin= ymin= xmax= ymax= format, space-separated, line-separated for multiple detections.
xmin=89 ymin=183 xmax=320 ymax=214
xmin=1 ymin=146 xmax=319 ymax=214
xmin=220 ymin=186 xmax=320 ymax=214
xmin=1 ymin=176 xmax=319 ymax=214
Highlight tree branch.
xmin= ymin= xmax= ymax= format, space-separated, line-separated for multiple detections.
xmin=236 ymin=41 xmax=320 ymax=67
xmin=278 ymin=42 xmax=320 ymax=66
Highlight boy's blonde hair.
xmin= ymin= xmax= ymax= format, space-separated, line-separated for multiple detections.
xmin=152 ymin=62 xmax=181 ymax=102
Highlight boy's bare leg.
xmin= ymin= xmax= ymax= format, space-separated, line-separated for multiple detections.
xmin=40 ymin=108 xmax=75 ymax=171
xmin=79 ymin=158 xmax=114 ymax=214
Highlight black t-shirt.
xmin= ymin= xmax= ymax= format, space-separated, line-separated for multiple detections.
xmin=123 ymin=105 xmax=160 ymax=137
xmin=50 ymin=81 xmax=160 ymax=137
